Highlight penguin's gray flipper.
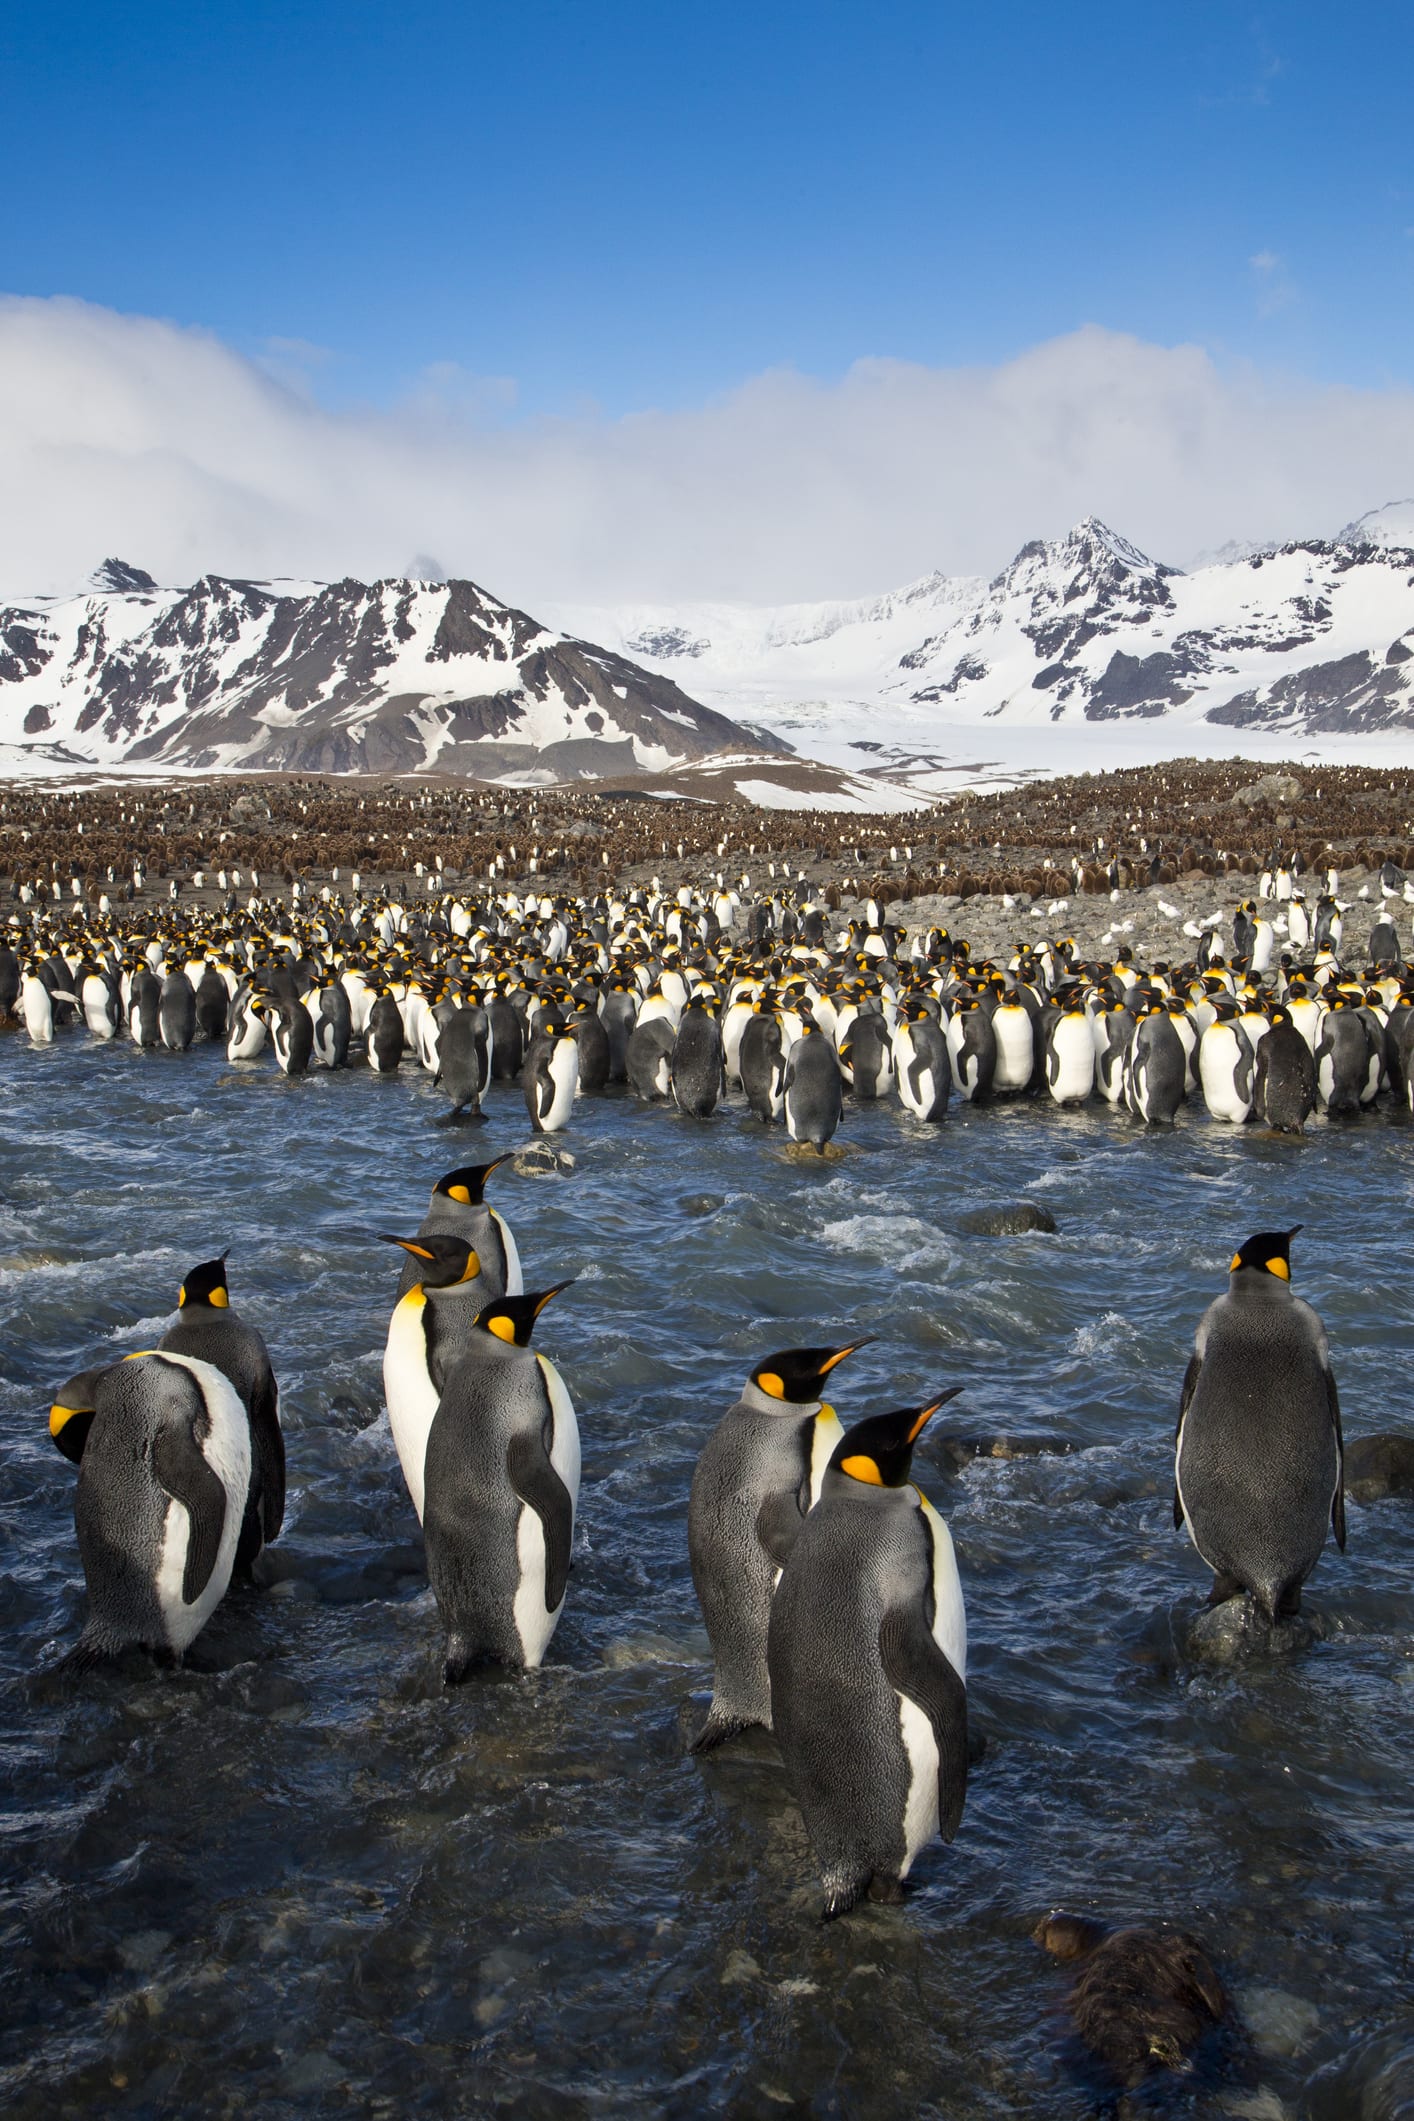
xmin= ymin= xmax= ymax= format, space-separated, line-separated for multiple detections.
xmin=1174 ymin=1352 xmax=1202 ymax=1527
xmin=878 ymin=1604 xmax=968 ymax=1842
xmin=506 ymin=1426 xmax=573 ymax=1610
xmin=755 ymin=1491 xmax=805 ymax=1570
xmin=1327 ymin=1372 xmax=1347 ymax=1551
xmin=152 ymin=1427 xmax=227 ymax=1605
xmin=251 ymin=1381 xmax=285 ymax=1544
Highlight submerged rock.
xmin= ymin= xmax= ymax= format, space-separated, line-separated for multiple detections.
xmin=1184 ymin=1597 xmax=1323 ymax=1664
xmin=936 ymin=1432 xmax=1074 ymax=1470
xmin=955 ymin=1201 xmax=1058 ymax=1235
xmin=1302 ymin=2026 xmax=1414 ymax=2118
xmin=513 ymin=1141 xmax=576 ymax=1178
xmin=1343 ymin=1432 xmax=1414 ymax=1502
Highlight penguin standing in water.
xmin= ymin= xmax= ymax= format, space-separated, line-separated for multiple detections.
xmin=626 ymin=1012 xmax=676 ymax=1102
xmin=522 ymin=1019 xmax=579 ymax=1133
xmin=432 ymin=1001 xmax=492 ymax=1122
xmin=1125 ymin=1003 xmax=1186 ymax=1124
xmin=783 ymin=1017 xmax=844 ymax=1149
xmin=226 ymin=981 xmax=268 ymax=1061
xmin=1255 ymin=1005 xmax=1316 ymax=1132
xmin=688 ymin=1340 xmax=869 ymax=1751
xmin=671 ymin=991 xmax=725 ymax=1117
xmin=365 ymin=987 xmax=406 ymax=1074
xmin=767 ymin=1393 xmax=967 ymax=1918
xmin=380 ymin=1233 xmax=490 ymax=1521
xmin=738 ymin=1002 xmax=786 ymax=1123
xmin=946 ymin=999 xmax=996 ymax=1102
xmin=1174 ymin=1228 xmax=1344 ymax=1622
xmin=159 ymin=1254 xmax=285 ymax=1572
xmin=422 ymin=1283 xmax=579 ymax=1677
xmin=310 ymin=981 xmax=352 ymax=1068
xmin=48 ymin=1351 xmax=251 ymax=1658
xmin=1042 ymin=993 xmax=1095 ymax=1106
xmin=892 ymin=1003 xmax=951 ymax=1121
xmin=158 ymin=967 xmax=197 ymax=1052
xmin=259 ymin=994 xmax=314 ymax=1076
xmin=396 ymin=1157 xmax=523 ymax=1301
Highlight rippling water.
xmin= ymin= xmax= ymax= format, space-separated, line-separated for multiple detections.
xmin=3 ymin=1033 xmax=1413 ymax=2117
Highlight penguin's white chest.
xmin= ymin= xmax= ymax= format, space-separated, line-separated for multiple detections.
xmin=22 ymin=977 xmax=54 ymax=1043
xmin=511 ymin=1356 xmax=580 ymax=1667
xmin=153 ymin=1359 xmax=251 ymax=1652
xmin=539 ymin=1041 xmax=579 ymax=1130
xmin=1048 ymin=1017 xmax=1094 ymax=1104
xmin=993 ymin=1008 xmax=1032 ymax=1091
xmin=895 ymin=1496 xmax=967 ymax=1874
xmin=383 ymin=1295 xmax=439 ymax=1521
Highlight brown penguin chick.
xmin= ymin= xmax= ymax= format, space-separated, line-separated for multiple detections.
xmin=1032 ymin=1912 xmax=1228 ymax=2089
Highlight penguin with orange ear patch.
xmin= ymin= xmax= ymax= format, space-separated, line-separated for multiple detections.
xmin=422 ymin=1283 xmax=579 ymax=1678
xmin=688 ymin=1340 xmax=871 ymax=1752
xmin=379 ymin=1233 xmax=489 ymax=1522
xmin=160 ymin=1253 xmax=284 ymax=1574
xmin=767 ymin=1392 xmax=968 ymax=1918
xmin=394 ymin=1157 xmax=523 ymax=1301
xmin=1174 ymin=1227 xmax=1344 ymax=1623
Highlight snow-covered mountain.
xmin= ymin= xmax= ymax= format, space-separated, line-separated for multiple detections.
xmin=559 ymin=505 xmax=1414 ymax=791
xmin=7 ymin=507 xmax=1414 ymax=797
xmin=0 ymin=563 xmax=760 ymax=779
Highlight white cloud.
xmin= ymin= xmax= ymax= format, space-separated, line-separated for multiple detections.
xmin=3 ymin=293 xmax=1414 ymax=610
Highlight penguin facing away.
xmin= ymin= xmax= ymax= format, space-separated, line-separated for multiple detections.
xmin=782 ymin=1019 xmax=844 ymax=1149
xmin=422 ymin=1283 xmax=579 ymax=1677
xmin=1174 ymin=1228 xmax=1345 ymax=1622
xmin=49 ymin=1351 xmax=251 ymax=1658
xmin=767 ymin=1392 xmax=967 ymax=1918
xmin=380 ymin=1233 xmax=489 ymax=1522
xmin=159 ymin=1253 xmax=285 ymax=1573
xmin=688 ymin=1339 xmax=871 ymax=1752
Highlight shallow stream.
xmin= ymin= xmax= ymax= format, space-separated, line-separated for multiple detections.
xmin=2 ymin=1036 xmax=1413 ymax=2115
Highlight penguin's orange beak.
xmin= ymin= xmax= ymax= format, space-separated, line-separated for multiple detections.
xmin=818 ymin=1338 xmax=874 ymax=1375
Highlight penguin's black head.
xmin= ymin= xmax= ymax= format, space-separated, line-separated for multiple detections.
xmin=749 ymin=1340 xmax=874 ymax=1405
xmin=1229 ymin=1227 xmax=1302 ymax=1281
xmin=49 ymin=1363 xmax=111 ymax=1463
xmin=829 ymin=1390 xmax=964 ymax=1488
xmin=474 ymin=1280 xmax=575 ymax=1347
xmin=380 ymin=1233 xmax=482 ymax=1288
xmin=178 ymin=1253 xmax=230 ymax=1309
xmin=432 ymin=1155 xmax=511 ymax=1207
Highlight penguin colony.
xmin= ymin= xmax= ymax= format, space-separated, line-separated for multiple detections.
xmin=5 ymin=839 xmax=1414 ymax=1143
xmin=47 ymin=1154 xmax=1347 ymax=1967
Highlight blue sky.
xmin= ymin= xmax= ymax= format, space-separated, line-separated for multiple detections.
xmin=3 ymin=0 xmax=1410 ymax=418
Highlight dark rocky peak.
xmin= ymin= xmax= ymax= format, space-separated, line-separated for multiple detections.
xmin=88 ymin=558 xmax=158 ymax=595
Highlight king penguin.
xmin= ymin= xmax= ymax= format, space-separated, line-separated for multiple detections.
xmin=688 ymin=1339 xmax=870 ymax=1751
xmin=395 ymin=1157 xmax=523 ymax=1302
xmin=766 ymin=1391 xmax=967 ymax=1917
xmin=782 ymin=1017 xmax=844 ymax=1150
xmin=49 ymin=1351 xmax=251 ymax=1658
xmin=523 ymin=1019 xmax=579 ymax=1133
xmin=159 ymin=1253 xmax=285 ymax=1572
xmin=1174 ymin=1227 xmax=1344 ymax=1622
xmin=380 ymin=1232 xmax=489 ymax=1521
xmin=422 ymin=1283 xmax=579 ymax=1677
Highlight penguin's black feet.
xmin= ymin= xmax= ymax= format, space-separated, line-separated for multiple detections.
xmin=1206 ymin=1571 xmax=1245 ymax=1608
xmin=1276 ymin=1584 xmax=1303 ymax=1619
xmin=866 ymin=1873 xmax=905 ymax=1906
xmin=820 ymin=1874 xmax=869 ymax=1920
xmin=689 ymin=1708 xmax=749 ymax=1754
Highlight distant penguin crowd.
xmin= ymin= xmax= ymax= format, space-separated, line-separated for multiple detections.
xmin=46 ymin=1146 xmax=1354 ymax=1974
xmin=5 ymin=858 xmax=1414 ymax=1141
